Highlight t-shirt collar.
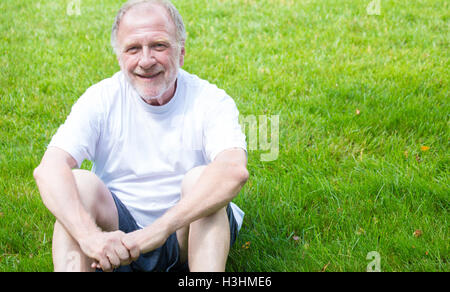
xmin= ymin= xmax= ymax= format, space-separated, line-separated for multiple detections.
xmin=131 ymin=70 xmax=182 ymax=115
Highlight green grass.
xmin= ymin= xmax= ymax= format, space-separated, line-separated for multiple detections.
xmin=0 ymin=0 xmax=448 ymax=271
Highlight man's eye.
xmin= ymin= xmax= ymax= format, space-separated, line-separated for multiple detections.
xmin=153 ymin=44 xmax=168 ymax=51
xmin=127 ymin=47 xmax=139 ymax=53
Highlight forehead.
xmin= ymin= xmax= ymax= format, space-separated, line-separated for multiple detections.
xmin=117 ymin=4 xmax=177 ymax=44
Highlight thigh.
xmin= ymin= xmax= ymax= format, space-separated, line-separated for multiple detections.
xmin=72 ymin=169 xmax=118 ymax=231
xmin=175 ymin=166 xmax=240 ymax=264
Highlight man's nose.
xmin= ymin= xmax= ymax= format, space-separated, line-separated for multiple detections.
xmin=138 ymin=46 xmax=156 ymax=69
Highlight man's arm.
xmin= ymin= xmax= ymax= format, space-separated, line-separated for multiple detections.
xmin=123 ymin=148 xmax=249 ymax=254
xmin=33 ymin=147 xmax=100 ymax=239
xmin=33 ymin=147 xmax=136 ymax=271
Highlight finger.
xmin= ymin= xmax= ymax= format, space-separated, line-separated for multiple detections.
xmin=115 ymin=244 xmax=131 ymax=264
xmin=91 ymin=261 xmax=100 ymax=270
xmin=106 ymin=250 xmax=121 ymax=270
xmin=91 ymin=263 xmax=101 ymax=270
xmin=123 ymin=240 xmax=140 ymax=261
xmin=129 ymin=245 xmax=140 ymax=261
xmin=121 ymin=236 xmax=140 ymax=261
xmin=109 ymin=231 xmax=131 ymax=265
xmin=99 ymin=256 xmax=112 ymax=272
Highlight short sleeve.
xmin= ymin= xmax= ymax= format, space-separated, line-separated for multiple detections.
xmin=48 ymin=87 xmax=103 ymax=168
xmin=203 ymin=95 xmax=247 ymax=163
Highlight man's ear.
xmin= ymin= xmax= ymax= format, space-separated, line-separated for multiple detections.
xmin=179 ymin=45 xmax=186 ymax=67
xmin=116 ymin=51 xmax=124 ymax=70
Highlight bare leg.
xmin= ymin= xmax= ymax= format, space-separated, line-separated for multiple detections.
xmin=176 ymin=166 xmax=231 ymax=272
xmin=52 ymin=221 xmax=93 ymax=272
xmin=52 ymin=169 xmax=118 ymax=272
xmin=188 ymin=207 xmax=230 ymax=272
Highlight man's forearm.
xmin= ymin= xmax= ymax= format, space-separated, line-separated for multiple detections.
xmin=34 ymin=160 xmax=99 ymax=241
xmin=133 ymin=151 xmax=249 ymax=254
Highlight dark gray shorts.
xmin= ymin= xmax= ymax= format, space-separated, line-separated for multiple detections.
xmin=104 ymin=192 xmax=239 ymax=272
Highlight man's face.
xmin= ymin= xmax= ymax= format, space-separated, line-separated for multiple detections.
xmin=116 ymin=4 xmax=185 ymax=105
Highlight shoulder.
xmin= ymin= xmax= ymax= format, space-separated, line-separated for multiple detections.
xmin=180 ymin=69 xmax=236 ymax=109
xmin=75 ymin=71 xmax=127 ymax=110
xmin=83 ymin=71 xmax=125 ymax=101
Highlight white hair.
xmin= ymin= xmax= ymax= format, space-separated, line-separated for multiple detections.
xmin=111 ymin=0 xmax=186 ymax=53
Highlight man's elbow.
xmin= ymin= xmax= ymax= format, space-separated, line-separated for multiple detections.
xmin=33 ymin=163 xmax=51 ymax=187
xmin=33 ymin=164 xmax=43 ymax=182
xmin=231 ymin=165 xmax=249 ymax=187
xmin=239 ymin=167 xmax=250 ymax=184
xmin=225 ymin=165 xmax=248 ymax=202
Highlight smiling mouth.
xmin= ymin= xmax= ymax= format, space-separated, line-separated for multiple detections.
xmin=135 ymin=72 xmax=162 ymax=80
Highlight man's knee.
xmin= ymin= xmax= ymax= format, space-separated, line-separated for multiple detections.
xmin=181 ymin=166 xmax=207 ymax=198
xmin=72 ymin=169 xmax=117 ymax=230
xmin=72 ymin=169 xmax=105 ymax=210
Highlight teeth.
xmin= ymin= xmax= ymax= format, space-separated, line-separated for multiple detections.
xmin=138 ymin=72 xmax=160 ymax=78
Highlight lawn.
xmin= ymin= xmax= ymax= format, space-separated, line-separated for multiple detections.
xmin=0 ymin=0 xmax=448 ymax=272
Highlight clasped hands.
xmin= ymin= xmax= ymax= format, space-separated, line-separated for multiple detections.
xmin=78 ymin=230 xmax=141 ymax=272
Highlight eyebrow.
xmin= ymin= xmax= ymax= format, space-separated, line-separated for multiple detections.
xmin=122 ymin=37 xmax=172 ymax=49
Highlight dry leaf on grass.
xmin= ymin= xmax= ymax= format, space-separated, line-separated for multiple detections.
xmin=320 ymin=262 xmax=330 ymax=272
xmin=413 ymin=229 xmax=423 ymax=238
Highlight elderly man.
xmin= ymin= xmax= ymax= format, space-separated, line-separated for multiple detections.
xmin=33 ymin=0 xmax=248 ymax=272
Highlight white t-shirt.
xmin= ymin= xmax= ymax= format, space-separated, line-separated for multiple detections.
xmin=49 ymin=69 xmax=246 ymax=229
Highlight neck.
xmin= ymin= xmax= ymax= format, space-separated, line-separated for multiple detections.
xmin=143 ymin=79 xmax=178 ymax=106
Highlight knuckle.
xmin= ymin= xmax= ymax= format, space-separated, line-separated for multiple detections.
xmin=95 ymin=250 xmax=105 ymax=260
